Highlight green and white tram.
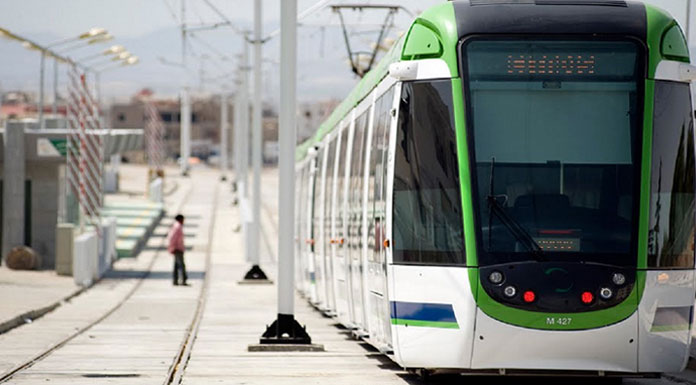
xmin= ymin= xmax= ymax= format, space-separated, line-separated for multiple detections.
xmin=295 ymin=0 xmax=696 ymax=376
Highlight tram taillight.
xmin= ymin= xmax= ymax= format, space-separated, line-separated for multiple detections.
xmin=581 ymin=291 xmax=594 ymax=304
xmin=522 ymin=291 xmax=536 ymax=303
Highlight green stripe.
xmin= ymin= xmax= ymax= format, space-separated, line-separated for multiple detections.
xmin=650 ymin=324 xmax=690 ymax=332
xmin=391 ymin=318 xmax=459 ymax=329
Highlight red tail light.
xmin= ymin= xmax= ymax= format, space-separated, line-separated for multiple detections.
xmin=523 ymin=290 xmax=536 ymax=303
xmin=581 ymin=291 xmax=594 ymax=304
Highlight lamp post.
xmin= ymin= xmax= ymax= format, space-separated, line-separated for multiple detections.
xmin=686 ymin=0 xmax=691 ymax=43
xmin=89 ymin=55 xmax=139 ymax=128
xmin=51 ymin=36 xmax=115 ymax=119
xmin=256 ymin=0 xmax=316 ymax=348
xmin=78 ymin=45 xmax=126 ymax=63
xmin=36 ymin=28 xmax=109 ymax=128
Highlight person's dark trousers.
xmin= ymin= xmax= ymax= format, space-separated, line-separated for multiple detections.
xmin=173 ymin=251 xmax=188 ymax=285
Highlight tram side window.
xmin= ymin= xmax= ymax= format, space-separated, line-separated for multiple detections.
xmin=648 ymin=81 xmax=695 ymax=268
xmin=312 ymin=148 xmax=324 ymax=255
xmin=324 ymin=138 xmax=337 ymax=255
xmin=392 ymin=80 xmax=465 ymax=265
xmin=368 ymin=87 xmax=394 ymax=264
xmin=349 ymin=111 xmax=369 ymax=258
xmin=336 ymin=126 xmax=350 ymax=239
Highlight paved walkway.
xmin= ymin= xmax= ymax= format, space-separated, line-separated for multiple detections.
xmin=0 ymin=267 xmax=78 ymax=332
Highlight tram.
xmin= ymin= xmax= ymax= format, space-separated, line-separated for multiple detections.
xmin=294 ymin=0 xmax=696 ymax=376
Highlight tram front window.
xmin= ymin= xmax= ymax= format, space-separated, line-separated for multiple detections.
xmin=463 ymin=39 xmax=643 ymax=266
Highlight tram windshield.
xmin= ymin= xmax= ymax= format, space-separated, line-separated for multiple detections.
xmin=462 ymin=39 xmax=643 ymax=265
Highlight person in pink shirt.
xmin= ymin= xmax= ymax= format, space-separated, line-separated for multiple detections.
xmin=167 ymin=214 xmax=187 ymax=285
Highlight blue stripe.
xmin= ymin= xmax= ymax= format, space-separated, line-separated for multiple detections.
xmin=390 ymin=301 xmax=457 ymax=323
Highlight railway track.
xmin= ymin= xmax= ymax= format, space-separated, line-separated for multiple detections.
xmin=164 ymin=183 xmax=219 ymax=385
xmin=0 ymin=181 xmax=220 ymax=384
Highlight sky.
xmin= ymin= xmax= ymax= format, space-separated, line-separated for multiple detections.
xmin=0 ymin=0 xmax=693 ymax=106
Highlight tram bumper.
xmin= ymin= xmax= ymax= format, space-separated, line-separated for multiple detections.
xmin=471 ymin=311 xmax=639 ymax=372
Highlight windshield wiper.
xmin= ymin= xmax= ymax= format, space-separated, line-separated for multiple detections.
xmin=487 ymin=157 xmax=546 ymax=261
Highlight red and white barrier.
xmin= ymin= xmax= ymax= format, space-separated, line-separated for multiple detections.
xmin=66 ymin=64 xmax=104 ymax=231
xmin=144 ymin=101 xmax=165 ymax=171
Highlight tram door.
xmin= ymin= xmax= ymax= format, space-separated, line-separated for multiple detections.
xmin=334 ymin=122 xmax=354 ymax=324
xmin=324 ymin=137 xmax=338 ymax=313
xmin=366 ymin=86 xmax=396 ymax=349
xmin=349 ymin=110 xmax=369 ymax=330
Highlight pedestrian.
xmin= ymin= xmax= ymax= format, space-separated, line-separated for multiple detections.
xmin=167 ymin=214 xmax=188 ymax=286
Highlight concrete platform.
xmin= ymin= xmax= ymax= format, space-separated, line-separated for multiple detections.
xmin=0 ymin=267 xmax=80 ymax=334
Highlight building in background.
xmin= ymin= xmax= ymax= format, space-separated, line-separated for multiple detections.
xmin=109 ymin=89 xmax=236 ymax=162
xmin=297 ymin=99 xmax=340 ymax=144
xmin=109 ymin=90 xmax=353 ymax=166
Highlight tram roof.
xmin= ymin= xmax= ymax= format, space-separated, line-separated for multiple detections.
xmin=296 ymin=0 xmax=688 ymax=161
xmin=452 ymin=0 xmax=646 ymax=39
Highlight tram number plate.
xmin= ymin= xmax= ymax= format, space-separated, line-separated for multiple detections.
xmin=546 ymin=317 xmax=572 ymax=326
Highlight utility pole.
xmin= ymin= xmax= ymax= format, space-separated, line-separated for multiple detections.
xmin=233 ymin=80 xmax=241 ymax=193
xmin=38 ymin=51 xmax=46 ymax=129
xmin=257 ymin=0 xmax=316 ymax=347
xmin=181 ymin=0 xmax=187 ymax=69
xmin=220 ymin=93 xmax=229 ymax=181
xmin=243 ymin=0 xmax=269 ymax=281
xmin=240 ymin=36 xmax=252 ymax=263
xmin=180 ymin=88 xmax=191 ymax=176
xmin=52 ymin=58 xmax=58 ymax=115
xmin=687 ymin=0 xmax=692 ymax=43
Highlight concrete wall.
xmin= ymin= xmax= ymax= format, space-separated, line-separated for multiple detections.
xmin=55 ymin=223 xmax=74 ymax=276
xmin=27 ymin=162 xmax=60 ymax=268
xmin=73 ymin=231 xmax=98 ymax=287
xmin=2 ymin=121 xmax=25 ymax=262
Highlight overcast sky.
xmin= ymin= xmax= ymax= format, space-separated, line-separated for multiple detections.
xmin=0 ymin=0 xmax=692 ymax=105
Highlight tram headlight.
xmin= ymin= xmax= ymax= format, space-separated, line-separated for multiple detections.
xmin=488 ymin=271 xmax=504 ymax=285
xmin=503 ymin=285 xmax=516 ymax=298
xmin=612 ymin=273 xmax=626 ymax=286
xmin=599 ymin=287 xmax=613 ymax=300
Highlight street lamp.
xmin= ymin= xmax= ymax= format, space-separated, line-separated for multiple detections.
xmin=31 ymin=27 xmax=110 ymax=128
xmin=50 ymin=32 xmax=114 ymax=118
xmin=111 ymin=51 xmax=132 ymax=62
xmin=90 ymin=55 xmax=140 ymax=128
xmin=78 ymin=45 xmax=126 ymax=62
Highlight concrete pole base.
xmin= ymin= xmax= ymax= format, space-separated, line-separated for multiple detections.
xmin=247 ymin=343 xmax=324 ymax=352
xmin=242 ymin=264 xmax=269 ymax=281
xmin=258 ymin=313 xmax=316 ymax=347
